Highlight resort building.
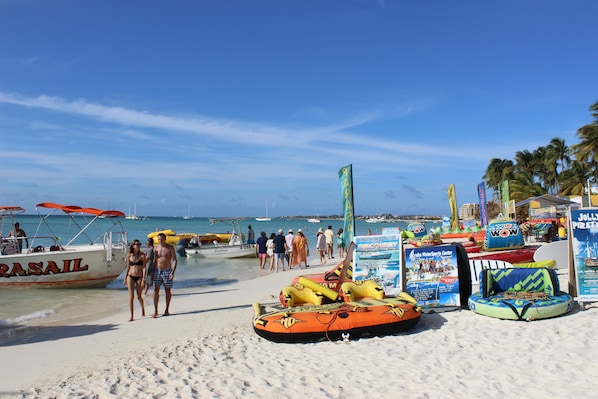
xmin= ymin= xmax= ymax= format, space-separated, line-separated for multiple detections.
xmin=459 ymin=203 xmax=479 ymax=221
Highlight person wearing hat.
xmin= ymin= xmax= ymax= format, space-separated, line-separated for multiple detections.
xmin=316 ymin=228 xmax=327 ymax=265
xmin=272 ymin=229 xmax=288 ymax=272
xmin=285 ymin=229 xmax=294 ymax=264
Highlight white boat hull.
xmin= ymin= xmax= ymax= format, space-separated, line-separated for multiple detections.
xmin=0 ymin=244 xmax=127 ymax=288
xmin=185 ymin=244 xmax=256 ymax=259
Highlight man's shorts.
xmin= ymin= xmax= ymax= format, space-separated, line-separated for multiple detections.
xmin=154 ymin=268 xmax=173 ymax=288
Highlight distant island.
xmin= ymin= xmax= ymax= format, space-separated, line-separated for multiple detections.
xmin=283 ymin=214 xmax=443 ymax=222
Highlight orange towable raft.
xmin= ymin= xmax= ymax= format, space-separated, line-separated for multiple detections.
xmin=253 ymin=293 xmax=421 ymax=343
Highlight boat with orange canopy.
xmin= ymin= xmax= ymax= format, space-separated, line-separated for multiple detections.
xmin=0 ymin=202 xmax=128 ymax=288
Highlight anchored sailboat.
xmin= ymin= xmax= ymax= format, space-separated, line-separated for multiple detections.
xmin=126 ymin=203 xmax=139 ymax=220
xmin=183 ymin=205 xmax=192 ymax=220
xmin=256 ymin=200 xmax=271 ymax=221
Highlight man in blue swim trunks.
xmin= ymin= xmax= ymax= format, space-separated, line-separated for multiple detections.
xmin=153 ymin=232 xmax=177 ymax=317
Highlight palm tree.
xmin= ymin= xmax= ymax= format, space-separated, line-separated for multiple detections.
xmin=572 ymin=101 xmax=598 ymax=183
xmin=514 ymin=150 xmax=535 ymax=176
xmin=483 ymin=158 xmax=515 ymax=201
xmin=509 ymin=171 xmax=546 ymax=203
xmin=482 ymin=101 xmax=597 ymax=209
xmin=559 ymin=160 xmax=592 ymax=196
xmin=530 ymin=145 xmax=561 ymax=194
xmin=548 ymin=137 xmax=571 ymax=174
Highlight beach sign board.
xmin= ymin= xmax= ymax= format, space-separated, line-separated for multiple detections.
xmin=353 ymin=234 xmax=403 ymax=296
xmin=569 ymin=209 xmax=598 ymax=303
xmin=404 ymin=245 xmax=461 ymax=310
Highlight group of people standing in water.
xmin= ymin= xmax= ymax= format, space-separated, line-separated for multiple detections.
xmin=124 ymin=232 xmax=177 ymax=322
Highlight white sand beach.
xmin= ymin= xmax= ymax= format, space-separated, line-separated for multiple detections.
xmin=1 ymin=253 xmax=597 ymax=398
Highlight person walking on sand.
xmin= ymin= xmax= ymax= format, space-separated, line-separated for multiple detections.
xmin=337 ymin=227 xmax=346 ymax=258
xmin=316 ymin=228 xmax=327 ymax=265
xmin=266 ymin=233 xmax=275 ymax=270
xmin=153 ymin=232 xmax=177 ymax=318
xmin=143 ymin=238 xmax=155 ymax=295
xmin=255 ymin=231 xmax=268 ymax=269
xmin=285 ymin=229 xmax=294 ymax=265
xmin=292 ymin=230 xmax=309 ymax=269
xmin=273 ymin=229 xmax=288 ymax=272
xmin=124 ymin=240 xmax=146 ymax=321
xmin=324 ymin=225 xmax=335 ymax=259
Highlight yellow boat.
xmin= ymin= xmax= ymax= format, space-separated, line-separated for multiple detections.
xmin=147 ymin=230 xmax=196 ymax=246
xmin=147 ymin=230 xmax=238 ymax=246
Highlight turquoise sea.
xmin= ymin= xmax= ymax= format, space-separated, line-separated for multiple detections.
xmin=0 ymin=215 xmax=439 ymax=341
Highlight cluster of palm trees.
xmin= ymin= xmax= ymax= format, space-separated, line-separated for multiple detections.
xmin=483 ymin=101 xmax=598 ymax=217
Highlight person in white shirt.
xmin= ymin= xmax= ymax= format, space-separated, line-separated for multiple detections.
xmin=285 ymin=229 xmax=294 ymax=264
xmin=324 ymin=225 xmax=335 ymax=259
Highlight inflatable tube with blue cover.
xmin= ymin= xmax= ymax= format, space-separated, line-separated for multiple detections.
xmin=468 ymin=268 xmax=573 ymax=320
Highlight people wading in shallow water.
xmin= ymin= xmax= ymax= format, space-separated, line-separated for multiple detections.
xmin=124 ymin=239 xmax=146 ymax=321
xmin=153 ymin=232 xmax=177 ymax=318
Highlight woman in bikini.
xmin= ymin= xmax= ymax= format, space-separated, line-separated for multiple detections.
xmin=124 ymin=239 xmax=146 ymax=321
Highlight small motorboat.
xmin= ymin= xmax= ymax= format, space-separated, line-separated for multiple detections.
xmin=185 ymin=218 xmax=255 ymax=259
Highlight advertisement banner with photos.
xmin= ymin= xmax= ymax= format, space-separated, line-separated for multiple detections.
xmin=404 ymin=245 xmax=461 ymax=309
xmin=353 ymin=234 xmax=403 ymax=296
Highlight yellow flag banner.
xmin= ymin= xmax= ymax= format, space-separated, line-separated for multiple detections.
xmin=447 ymin=184 xmax=459 ymax=231
xmin=502 ymin=180 xmax=511 ymax=215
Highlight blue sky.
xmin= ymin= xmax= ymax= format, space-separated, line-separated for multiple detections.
xmin=1 ymin=1 xmax=596 ymax=218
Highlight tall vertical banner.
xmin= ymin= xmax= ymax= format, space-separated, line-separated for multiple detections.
xmin=338 ymin=164 xmax=355 ymax=245
xmin=447 ymin=184 xmax=459 ymax=231
xmin=477 ymin=182 xmax=488 ymax=227
xmin=502 ymin=179 xmax=510 ymax=214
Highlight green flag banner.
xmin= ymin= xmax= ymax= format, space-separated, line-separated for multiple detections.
xmin=502 ymin=180 xmax=510 ymax=204
xmin=338 ymin=164 xmax=355 ymax=245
